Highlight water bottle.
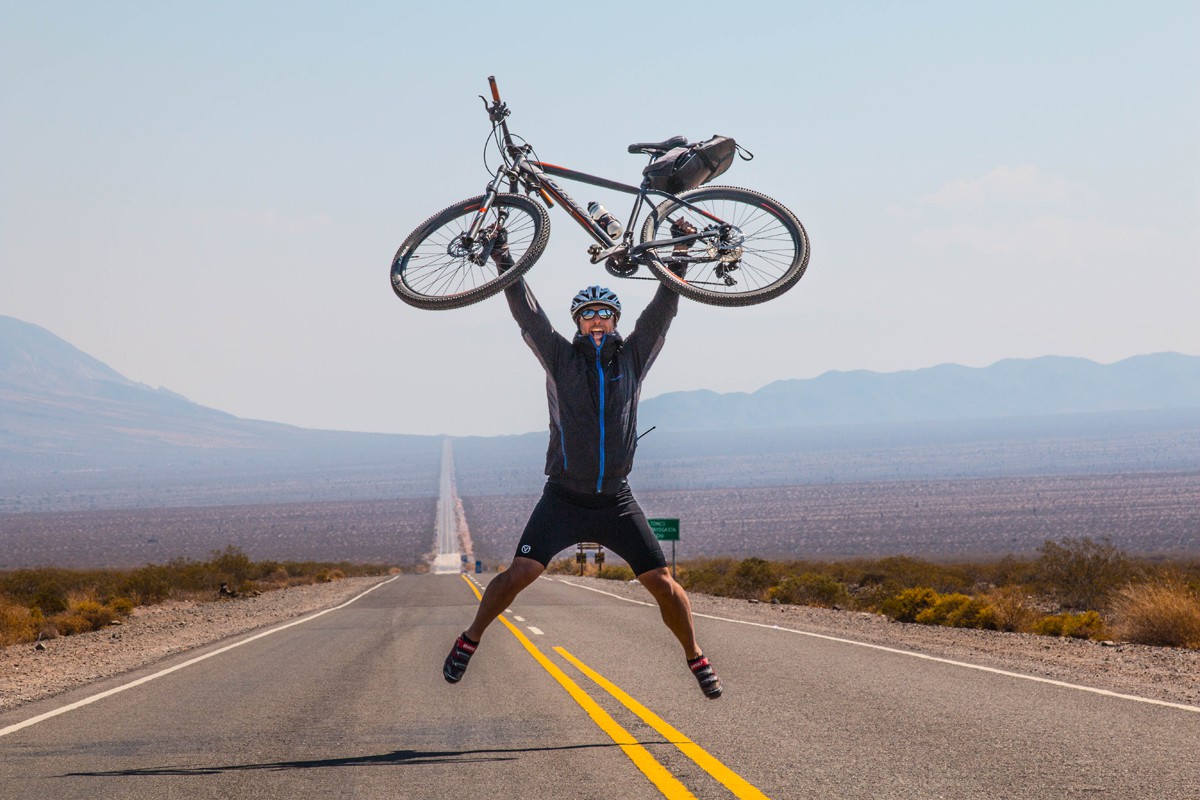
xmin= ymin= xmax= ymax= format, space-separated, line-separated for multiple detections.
xmin=587 ymin=202 xmax=624 ymax=238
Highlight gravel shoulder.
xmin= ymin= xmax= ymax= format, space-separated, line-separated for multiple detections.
xmin=4 ymin=573 xmax=1198 ymax=714
xmin=556 ymin=575 xmax=1200 ymax=710
xmin=0 ymin=576 xmax=389 ymax=712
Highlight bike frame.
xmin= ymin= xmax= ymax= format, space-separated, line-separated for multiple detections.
xmin=464 ymin=76 xmax=727 ymax=269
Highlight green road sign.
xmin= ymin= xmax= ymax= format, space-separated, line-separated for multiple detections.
xmin=648 ymin=518 xmax=680 ymax=541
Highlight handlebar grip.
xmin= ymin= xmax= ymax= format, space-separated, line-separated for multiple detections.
xmin=488 ymin=76 xmax=501 ymax=102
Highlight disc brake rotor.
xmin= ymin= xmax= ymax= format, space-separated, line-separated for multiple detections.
xmin=447 ymin=235 xmax=479 ymax=260
xmin=704 ymin=225 xmax=745 ymax=263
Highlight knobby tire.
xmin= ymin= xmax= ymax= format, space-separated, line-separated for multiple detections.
xmin=640 ymin=186 xmax=809 ymax=307
xmin=391 ymin=193 xmax=550 ymax=310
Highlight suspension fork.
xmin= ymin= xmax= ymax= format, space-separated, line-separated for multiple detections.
xmin=462 ymin=166 xmax=514 ymax=244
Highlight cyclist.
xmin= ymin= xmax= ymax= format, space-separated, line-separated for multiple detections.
xmin=443 ymin=224 xmax=722 ymax=699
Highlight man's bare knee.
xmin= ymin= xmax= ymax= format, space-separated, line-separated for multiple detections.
xmin=502 ymin=557 xmax=545 ymax=590
xmin=637 ymin=567 xmax=677 ymax=599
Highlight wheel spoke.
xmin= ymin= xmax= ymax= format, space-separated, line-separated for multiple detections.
xmin=641 ymin=187 xmax=807 ymax=303
xmin=394 ymin=197 xmax=545 ymax=303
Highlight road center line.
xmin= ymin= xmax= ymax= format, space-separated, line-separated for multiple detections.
xmin=458 ymin=575 xmax=695 ymax=799
xmin=555 ymin=578 xmax=1200 ymax=714
xmin=0 ymin=575 xmax=401 ymax=739
xmin=555 ymin=647 xmax=770 ymax=800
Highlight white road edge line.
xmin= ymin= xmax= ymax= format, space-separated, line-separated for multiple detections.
xmin=555 ymin=578 xmax=1200 ymax=714
xmin=0 ymin=575 xmax=401 ymax=738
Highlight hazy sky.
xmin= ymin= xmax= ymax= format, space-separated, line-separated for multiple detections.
xmin=3 ymin=1 xmax=1197 ymax=437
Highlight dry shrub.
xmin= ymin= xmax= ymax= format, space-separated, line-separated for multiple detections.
xmin=880 ymin=587 xmax=940 ymax=623
xmin=109 ymin=596 xmax=135 ymax=616
xmin=1033 ymin=610 xmax=1108 ymax=640
xmin=0 ymin=600 xmax=38 ymax=646
xmin=1110 ymin=581 xmax=1200 ymax=649
xmin=769 ymin=573 xmax=852 ymax=608
xmin=986 ymin=585 xmax=1041 ymax=633
xmin=915 ymin=593 xmax=998 ymax=629
xmin=598 ymin=564 xmax=635 ymax=582
xmin=48 ymin=594 xmax=118 ymax=637
xmin=1036 ymin=537 xmax=1136 ymax=610
xmin=728 ymin=557 xmax=775 ymax=600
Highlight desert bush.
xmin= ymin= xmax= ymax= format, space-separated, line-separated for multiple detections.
xmin=985 ymin=585 xmax=1041 ymax=632
xmin=864 ymin=556 xmax=974 ymax=594
xmin=678 ymin=559 xmax=736 ymax=596
xmin=61 ymin=594 xmax=119 ymax=632
xmin=315 ymin=568 xmax=346 ymax=583
xmin=0 ymin=600 xmax=38 ymax=646
xmin=1036 ymin=537 xmax=1137 ymax=610
xmin=210 ymin=545 xmax=256 ymax=585
xmin=880 ymin=587 xmax=940 ymax=623
xmin=109 ymin=596 xmax=135 ymax=616
xmin=727 ymin=557 xmax=775 ymax=600
xmin=0 ymin=555 xmax=391 ymax=645
xmin=46 ymin=613 xmax=88 ymax=637
xmin=913 ymin=593 xmax=998 ymax=629
xmin=544 ymin=558 xmax=580 ymax=576
xmin=120 ymin=564 xmax=174 ymax=604
xmin=769 ymin=573 xmax=852 ymax=608
xmin=1033 ymin=610 xmax=1108 ymax=640
xmin=598 ymin=564 xmax=636 ymax=582
xmin=1110 ymin=581 xmax=1200 ymax=649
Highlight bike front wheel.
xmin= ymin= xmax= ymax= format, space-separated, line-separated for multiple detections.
xmin=391 ymin=193 xmax=550 ymax=310
xmin=640 ymin=186 xmax=809 ymax=306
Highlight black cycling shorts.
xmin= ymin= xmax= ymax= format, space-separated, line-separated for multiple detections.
xmin=513 ymin=480 xmax=667 ymax=577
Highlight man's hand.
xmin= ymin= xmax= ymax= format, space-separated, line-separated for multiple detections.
xmin=667 ymin=217 xmax=696 ymax=278
xmin=486 ymin=224 xmax=514 ymax=273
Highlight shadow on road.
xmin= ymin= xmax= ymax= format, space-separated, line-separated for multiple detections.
xmin=62 ymin=742 xmax=634 ymax=776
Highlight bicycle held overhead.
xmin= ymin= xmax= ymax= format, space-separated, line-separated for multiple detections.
xmin=390 ymin=75 xmax=810 ymax=310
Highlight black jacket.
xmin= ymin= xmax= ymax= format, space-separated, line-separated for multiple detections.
xmin=504 ymin=279 xmax=679 ymax=493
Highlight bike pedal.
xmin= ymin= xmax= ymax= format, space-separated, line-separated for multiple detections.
xmin=588 ymin=244 xmax=623 ymax=264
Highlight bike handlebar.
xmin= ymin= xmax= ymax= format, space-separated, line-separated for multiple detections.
xmin=488 ymin=75 xmax=501 ymax=102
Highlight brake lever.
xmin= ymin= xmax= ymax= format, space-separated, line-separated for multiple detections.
xmin=479 ymin=95 xmax=509 ymax=123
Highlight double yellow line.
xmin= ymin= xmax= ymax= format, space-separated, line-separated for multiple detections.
xmin=459 ymin=574 xmax=769 ymax=800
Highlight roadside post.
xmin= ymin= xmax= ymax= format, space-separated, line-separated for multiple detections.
xmin=576 ymin=542 xmax=604 ymax=576
xmin=648 ymin=518 xmax=680 ymax=579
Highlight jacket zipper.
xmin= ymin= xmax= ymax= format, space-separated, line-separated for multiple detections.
xmin=594 ymin=336 xmax=606 ymax=493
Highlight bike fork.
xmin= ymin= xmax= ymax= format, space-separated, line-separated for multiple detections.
xmin=463 ymin=167 xmax=513 ymax=242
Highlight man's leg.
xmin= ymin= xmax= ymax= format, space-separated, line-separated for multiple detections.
xmin=443 ymin=556 xmax=544 ymax=684
xmin=466 ymin=556 xmax=544 ymax=642
xmin=638 ymin=566 xmax=722 ymax=698
xmin=637 ymin=567 xmax=700 ymax=658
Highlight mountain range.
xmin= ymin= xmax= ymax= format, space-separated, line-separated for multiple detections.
xmin=638 ymin=352 xmax=1200 ymax=431
xmin=2 ymin=313 xmax=1198 ymax=513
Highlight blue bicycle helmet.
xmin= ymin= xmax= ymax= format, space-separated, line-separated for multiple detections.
xmin=571 ymin=285 xmax=621 ymax=318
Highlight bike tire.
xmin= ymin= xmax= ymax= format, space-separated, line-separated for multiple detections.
xmin=639 ymin=186 xmax=809 ymax=307
xmin=391 ymin=193 xmax=550 ymax=310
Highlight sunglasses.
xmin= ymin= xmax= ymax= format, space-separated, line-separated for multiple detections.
xmin=577 ymin=307 xmax=616 ymax=320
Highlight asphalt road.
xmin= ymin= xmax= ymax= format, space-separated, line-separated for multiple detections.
xmin=2 ymin=574 xmax=1198 ymax=799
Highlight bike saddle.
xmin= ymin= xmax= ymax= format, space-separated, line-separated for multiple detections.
xmin=627 ymin=136 xmax=688 ymax=155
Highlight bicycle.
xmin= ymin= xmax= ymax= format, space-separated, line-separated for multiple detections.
xmin=390 ymin=76 xmax=809 ymax=310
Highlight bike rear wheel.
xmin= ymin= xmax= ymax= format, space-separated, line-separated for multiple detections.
xmin=640 ymin=186 xmax=809 ymax=306
xmin=391 ymin=193 xmax=550 ymax=310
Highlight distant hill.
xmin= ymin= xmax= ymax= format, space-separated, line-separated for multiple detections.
xmin=3 ymin=314 xmax=1198 ymax=514
xmin=0 ymin=315 xmax=443 ymax=511
xmin=638 ymin=353 xmax=1200 ymax=432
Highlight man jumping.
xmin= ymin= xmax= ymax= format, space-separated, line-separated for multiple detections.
xmin=442 ymin=225 xmax=722 ymax=699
